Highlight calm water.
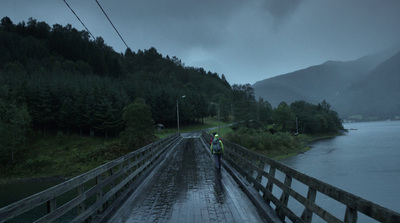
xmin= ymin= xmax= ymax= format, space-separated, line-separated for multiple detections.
xmin=281 ymin=121 xmax=400 ymax=221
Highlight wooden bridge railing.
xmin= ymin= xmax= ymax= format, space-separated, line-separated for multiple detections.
xmin=0 ymin=133 xmax=181 ymax=223
xmin=201 ymin=132 xmax=400 ymax=223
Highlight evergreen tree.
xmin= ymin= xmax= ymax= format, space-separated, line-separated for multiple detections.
xmin=231 ymin=84 xmax=257 ymax=126
xmin=273 ymin=102 xmax=295 ymax=132
xmin=258 ymin=97 xmax=273 ymax=124
xmin=121 ymin=99 xmax=155 ymax=148
xmin=28 ymin=83 xmax=55 ymax=135
xmin=151 ymin=89 xmax=175 ymax=127
xmin=0 ymin=86 xmax=31 ymax=163
xmin=57 ymin=88 xmax=76 ymax=134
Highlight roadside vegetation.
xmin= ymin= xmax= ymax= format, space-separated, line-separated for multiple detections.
xmin=0 ymin=111 xmax=343 ymax=183
xmin=0 ymin=117 xmax=228 ymax=183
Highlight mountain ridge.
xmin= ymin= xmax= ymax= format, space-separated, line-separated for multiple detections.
xmin=253 ymin=47 xmax=400 ymax=120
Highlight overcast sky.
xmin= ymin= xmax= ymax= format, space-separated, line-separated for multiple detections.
xmin=2 ymin=0 xmax=400 ymax=85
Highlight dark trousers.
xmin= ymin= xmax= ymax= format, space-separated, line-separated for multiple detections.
xmin=213 ymin=153 xmax=222 ymax=169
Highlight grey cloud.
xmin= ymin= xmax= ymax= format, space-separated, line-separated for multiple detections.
xmin=102 ymin=0 xmax=247 ymax=50
xmin=262 ymin=0 xmax=304 ymax=29
xmin=1 ymin=0 xmax=400 ymax=85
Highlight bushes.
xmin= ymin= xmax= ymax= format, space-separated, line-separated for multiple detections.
xmin=24 ymin=154 xmax=53 ymax=170
xmin=0 ymin=132 xmax=135 ymax=180
xmin=226 ymin=126 xmax=311 ymax=158
xmin=121 ymin=99 xmax=156 ymax=148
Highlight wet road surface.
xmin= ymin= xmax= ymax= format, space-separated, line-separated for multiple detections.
xmin=108 ymin=133 xmax=266 ymax=223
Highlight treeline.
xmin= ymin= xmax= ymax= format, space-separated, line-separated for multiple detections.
xmin=230 ymin=84 xmax=344 ymax=134
xmin=0 ymin=16 xmax=231 ymax=133
xmin=0 ymin=17 xmax=234 ymax=162
xmin=0 ymin=17 xmax=344 ymax=163
xmin=0 ymin=17 xmax=121 ymax=77
xmin=227 ymin=98 xmax=344 ymax=153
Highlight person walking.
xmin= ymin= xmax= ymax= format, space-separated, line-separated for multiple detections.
xmin=210 ymin=134 xmax=224 ymax=170
xmin=209 ymin=132 xmax=217 ymax=145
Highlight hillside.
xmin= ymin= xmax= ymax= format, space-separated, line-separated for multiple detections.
xmin=0 ymin=17 xmax=232 ymax=136
xmin=338 ymin=50 xmax=400 ymax=119
xmin=253 ymin=48 xmax=400 ymax=120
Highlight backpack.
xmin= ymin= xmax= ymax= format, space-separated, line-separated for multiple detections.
xmin=212 ymin=138 xmax=221 ymax=153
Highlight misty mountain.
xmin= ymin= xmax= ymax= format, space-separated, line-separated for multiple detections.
xmin=337 ymin=50 xmax=400 ymax=119
xmin=253 ymin=48 xmax=400 ymax=120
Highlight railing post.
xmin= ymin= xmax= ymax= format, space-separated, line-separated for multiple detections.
xmin=345 ymin=206 xmax=358 ymax=223
xmin=77 ymin=184 xmax=85 ymax=215
xmin=47 ymin=198 xmax=57 ymax=214
xmin=276 ymin=174 xmax=292 ymax=221
xmin=256 ymin=161 xmax=265 ymax=183
xmin=264 ymin=167 xmax=276 ymax=205
xmin=301 ymin=187 xmax=317 ymax=223
xmin=246 ymin=153 xmax=254 ymax=182
xmin=96 ymin=175 xmax=104 ymax=214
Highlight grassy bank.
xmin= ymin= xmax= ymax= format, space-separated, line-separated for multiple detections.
xmin=265 ymin=132 xmax=345 ymax=160
xmin=207 ymin=126 xmax=343 ymax=160
xmin=0 ymin=133 xmax=130 ymax=184
xmin=0 ymin=117 xmax=230 ymax=183
xmin=0 ymin=117 xmax=342 ymax=184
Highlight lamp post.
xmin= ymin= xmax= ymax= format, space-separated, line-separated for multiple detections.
xmin=177 ymin=95 xmax=186 ymax=135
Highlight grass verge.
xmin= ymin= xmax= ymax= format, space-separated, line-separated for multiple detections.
xmin=0 ymin=117 xmax=342 ymax=184
xmin=0 ymin=133 xmax=130 ymax=184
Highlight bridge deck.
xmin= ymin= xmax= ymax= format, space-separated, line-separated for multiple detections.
xmin=108 ymin=134 xmax=266 ymax=223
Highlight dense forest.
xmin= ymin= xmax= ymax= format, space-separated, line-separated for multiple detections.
xmin=0 ymin=17 xmax=344 ymax=163
xmin=0 ymin=17 xmax=231 ymax=133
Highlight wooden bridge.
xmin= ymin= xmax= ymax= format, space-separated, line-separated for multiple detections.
xmin=1 ymin=132 xmax=399 ymax=223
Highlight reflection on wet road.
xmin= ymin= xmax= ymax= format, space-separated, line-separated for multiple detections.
xmin=109 ymin=135 xmax=265 ymax=223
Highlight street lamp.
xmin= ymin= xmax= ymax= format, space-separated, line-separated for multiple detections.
xmin=177 ymin=95 xmax=186 ymax=135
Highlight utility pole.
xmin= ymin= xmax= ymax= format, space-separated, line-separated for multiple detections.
xmin=177 ymin=99 xmax=180 ymax=135
xmin=177 ymin=95 xmax=185 ymax=135
xmin=218 ymin=106 xmax=220 ymax=135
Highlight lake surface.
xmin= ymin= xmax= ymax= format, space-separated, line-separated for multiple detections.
xmin=280 ymin=121 xmax=400 ymax=222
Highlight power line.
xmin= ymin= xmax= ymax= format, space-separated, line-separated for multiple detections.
xmin=63 ymin=0 xmax=95 ymax=39
xmin=95 ymin=0 xmax=129 ymax=49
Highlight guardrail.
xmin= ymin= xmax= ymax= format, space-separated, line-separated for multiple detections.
xmin=0 ymin=134 xmax=180 ymax=223
xmin=201 ymin=132 xmax=400 ymax=223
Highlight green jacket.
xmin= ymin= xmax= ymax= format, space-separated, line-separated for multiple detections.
xmin=210 ymin=134 xmax=224 ymax=154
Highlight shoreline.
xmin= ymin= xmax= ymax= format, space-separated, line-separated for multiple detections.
xmin=267 ymin=132 xmax=344 ymax=160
